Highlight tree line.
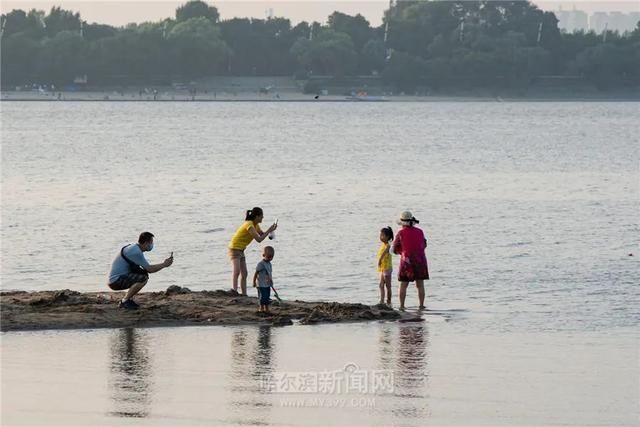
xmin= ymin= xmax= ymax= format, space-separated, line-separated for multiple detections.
xmin=1 ymin=0 xmax=639 ymax=92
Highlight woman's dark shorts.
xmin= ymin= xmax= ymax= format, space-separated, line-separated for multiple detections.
xmin=108 ymin=272 xmax=148 ymax=291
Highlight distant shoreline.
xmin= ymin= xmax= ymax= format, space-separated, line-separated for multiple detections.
xmin=2 ymin=91 xmax=639 ymax=103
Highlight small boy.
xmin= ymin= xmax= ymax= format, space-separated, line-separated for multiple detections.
xmin=253 ymin=246 xmax=275 ymax=313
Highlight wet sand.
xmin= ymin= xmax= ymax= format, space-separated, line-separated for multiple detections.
xmin=0 ymin=287 xmax=401 ymax=331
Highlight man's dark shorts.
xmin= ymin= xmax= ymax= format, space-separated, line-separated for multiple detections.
xmin=108 ymin=272 xmax=148 ymax=291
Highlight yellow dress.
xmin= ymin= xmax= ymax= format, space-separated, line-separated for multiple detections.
xmin=377 ymin=242 xmax=392 ymax=272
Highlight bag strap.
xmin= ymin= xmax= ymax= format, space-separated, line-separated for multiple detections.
xmin=121 ymin=244 xmax=148 ymax=273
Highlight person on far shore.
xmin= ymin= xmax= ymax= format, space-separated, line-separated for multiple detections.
xmin=253 ymin=246 xmax=275 ymax=314
xmin=393 ymin=211 xmax=429 ymax=311
xmin=228 ymin=207 xmax=277 ymax=296
xmin=107 ymin=232 xmax=174 ymax=310
xmin=377 ymin=226 xmax=394 ymax=305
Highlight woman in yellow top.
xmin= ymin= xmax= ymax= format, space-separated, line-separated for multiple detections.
xmin=228 ymin=207 xmax=277 ymax=295
xmin=377 ymin=226 xmax=394 ymax=305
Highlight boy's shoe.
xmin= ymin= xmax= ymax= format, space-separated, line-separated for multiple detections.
xmin=118 ymin=299 xmax=139 ymax=310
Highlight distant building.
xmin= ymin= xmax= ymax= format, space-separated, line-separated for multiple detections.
xmin=555 ymin=9 xmax=640 ymax=34
xmin=589 ymin=11 xmax=639 ymax=34
xmin=590 ymin=11 xmax=609 ymax=33
xmin=609 ymin=11 xmax=626 ymax=32
xmin=73 ymin=75 xmax=88 ymax=85
xmin=627 ymin=12 xmax=640 ymax=32
xmin=556 ymin=8 xmax=588 ymax=32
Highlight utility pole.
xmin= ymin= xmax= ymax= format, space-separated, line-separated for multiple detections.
xmin=0 ymin=16 xmax=6 ymax=40
xmin=536 ymin=22 xmax=543 ymax=45
xmin=384 ymin=0 xmax=394 ymax=61
xmin=384 ymin=21 xmax=389 ymax=44
xmin=602 ymin=22 xmax=608 ymax=42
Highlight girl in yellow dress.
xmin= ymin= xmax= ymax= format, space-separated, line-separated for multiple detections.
xmin=377 ymin=226 xmax=394 ymax=305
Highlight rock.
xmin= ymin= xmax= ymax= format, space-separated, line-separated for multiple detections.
xmin=29 ymin=290 xmax=80 ymax=306
xmin=358 ymin=310 xmax=376 ymax=320
xmin=165 ymin=285 xmax=191 ymax=296
xmin=207 ymin=289 xmax=240 ymax=297
xmin=399 ymin=317 xmax=424 ymax=323
xmin=379 ymin=310 xmax=401 ymax=319
xmin=271 ymin=316 xmax=293 ymax=327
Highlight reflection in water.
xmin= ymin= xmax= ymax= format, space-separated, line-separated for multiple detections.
xmin=229 ymin=326 xmax=275 ymax=384
xmin=378 ymin=324 xmax=395 ymax=371
xmin=227 ymin=326 xmax=275 ymax=425
xmin=397 ymin=324 xmax=428 ymax=391
xmin=252 ymin=326 xmax=274 ymax=378
xmin=380 ymin=323 xmax=430 ymax=419
xmin=108 ymin=328 xmax=153 ymax=418
xmin=229 ymin=328 xmax=250 ymax=391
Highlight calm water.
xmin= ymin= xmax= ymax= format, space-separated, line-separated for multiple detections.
xmin=1 ymin=101 xmax=639 ymax=425
xmin=2 ymin=324 xmax=638 ymax=426
xmin=2 ymin=101 xmax=638 ymax=332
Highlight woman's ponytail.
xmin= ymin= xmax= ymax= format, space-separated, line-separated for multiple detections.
xmin=245 ymin=207 xmax=263 ymax=221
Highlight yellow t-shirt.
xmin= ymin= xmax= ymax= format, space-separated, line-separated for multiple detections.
xmin=229 ymin=221 xmax=262 ymax=250
xmin=377 ymin=242 xmax=392 ymax=272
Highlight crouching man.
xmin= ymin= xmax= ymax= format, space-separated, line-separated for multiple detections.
xmin=107 ymin=231 xmax=173 ymax=309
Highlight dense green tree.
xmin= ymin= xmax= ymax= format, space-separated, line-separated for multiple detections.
xmin=44 ymin=6 xmax=81 ymax=36
xmin=82 ymin=23 xmax=118 ymax=42
xmin=1 ymin=9 xmax=45 ymax=37
xmin=382 ymin=51 xmax=427 ymax=92
xmin=1 ymin=32 xmax=41 ymax=84
xmin=87 ymin=30 xmax=155 ymax=84
xmin=327 ymin=11 xmax=372 ymax=52
xmin=361 ymin=39 xmax=386 ymax=73
xmin=220 ymin=17 xmax=295 ymax=75
xmin=1 ymin=1 xmax=638 ymax=91
xmin=175 ymin=0 xmax=219 ymax=24
xmin=291 ymin=28 xmax=357 ymax=76
xmin=34 ymin=31 xmax=87 ymax=85
xmin=168 ymin=17 xmax=229 ymax=79
xmin=572 ymin=43 xmax=640 ymax=89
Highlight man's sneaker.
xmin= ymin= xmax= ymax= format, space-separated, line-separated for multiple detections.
xmin=118 ymin=299 xmax=139 ymax=310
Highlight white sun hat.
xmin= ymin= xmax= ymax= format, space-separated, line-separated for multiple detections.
xmin=397 ymin=210 xmax=419 ymax=225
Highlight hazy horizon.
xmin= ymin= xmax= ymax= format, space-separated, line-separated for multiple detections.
xmin=2 ymin=0 xmax=639 ymax=27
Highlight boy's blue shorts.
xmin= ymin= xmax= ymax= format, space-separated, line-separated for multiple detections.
xmin=258 ymin=286 xmax=271 ymax=305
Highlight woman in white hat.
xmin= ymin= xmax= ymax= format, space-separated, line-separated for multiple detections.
xmin=392 ymin=211 xmax=429 ymax=310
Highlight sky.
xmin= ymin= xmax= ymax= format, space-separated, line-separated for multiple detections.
xmin=2 ymin=1 xmax=639 ymax=27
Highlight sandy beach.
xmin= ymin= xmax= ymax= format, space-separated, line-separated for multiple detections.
xmin=0 ymin=287 xmax=402 ymax=331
